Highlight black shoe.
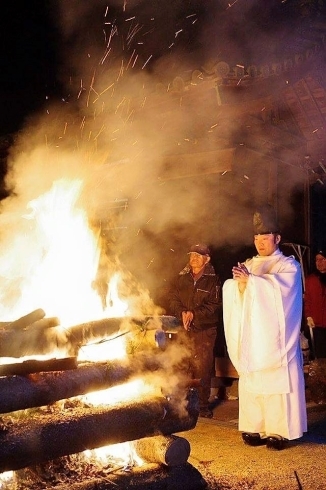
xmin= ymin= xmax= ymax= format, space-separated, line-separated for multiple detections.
xmin=242 ymin=432 xmax=266 ymax=447
xmin=199 ymin=407 xmax=213 ymax=418
xmin=266 ymin=436 xmax=286 ymax=451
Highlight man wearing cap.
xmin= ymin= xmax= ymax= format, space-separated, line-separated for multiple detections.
xmin=223 ymin=205 xmax=307 ymax=450
xmin=168 ymin=243 xmax=221 ymax=418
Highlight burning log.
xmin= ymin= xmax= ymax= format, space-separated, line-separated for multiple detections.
xmin=0 ymin=317 xmax=62 ymax=358
xmin=0 ymin=356 xmax=77 ymax=377
xmin=1 ymin=308 xmax=46 ymax=330
xmin=134 ymin=434 xmax=191 ymax=467
xmin=0 ymin=314 xmax=180 ymax=358
xmin=0 ymin=359 xmax=152 ymax=414
xmin=0 ymin=390 xmax=199 ymax=473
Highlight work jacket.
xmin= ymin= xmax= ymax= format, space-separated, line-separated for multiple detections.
xmin=168 ymin=262 xmax=221 ymax=331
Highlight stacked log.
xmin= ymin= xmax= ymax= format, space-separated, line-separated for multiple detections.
xmin=0 ymin=309 xmax=199 ymax=488
xmin=0 ymin=312 xmax=182 ymax=358
xmin=0 ymin=389 xmax=198 ymax=473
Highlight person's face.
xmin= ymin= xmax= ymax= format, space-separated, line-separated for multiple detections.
xmin=189 ymin=252 xmax=209 ymax=270
xmin=315 ymin=254 xmax=326 ymax=273
xmin=254 ymin=233 xmax=280 ymax=256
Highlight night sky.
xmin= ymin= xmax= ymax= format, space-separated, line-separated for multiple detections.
xmin=0 ymin=0 xmax=316 ymax=135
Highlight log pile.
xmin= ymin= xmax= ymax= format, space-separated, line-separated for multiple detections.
xmin=0 ymin=310 xmax=199 ymax=489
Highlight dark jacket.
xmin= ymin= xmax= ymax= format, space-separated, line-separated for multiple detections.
xmin=168 ymin=262 xmax=221 ymax=331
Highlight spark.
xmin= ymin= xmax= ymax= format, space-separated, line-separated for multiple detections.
xmin=104 ymin=6 xmax=108 ymax=17
xmin=125 ymin=17 xmax=135 ymax=21
xmin=94 ymin=125 xmax=106 ymax=140
xmin=132 ymin=54 xmax=139 ymax=68
xmin=115 ymin=97 xmax=126 ymax=114
xmin=319 ymin=162 xmax=326 ymax=174
xmin=261 ymin=107 xmax=266 ymax=111
xmin=226 ymin=0 xmax=240 ymax=9
xmin=123 ymin=0 xmax=127 ymax=11
xmin=186 ymin=14 xmax=196 ymax=18
xmin=127 ymin=23 xmax=142 ymax=47
xmin=142 ymin=55 xmax=153 ymax=70
xmin=168 ymin=43 xmax=175 ymax=49
xmin=244 ymin=175 xmax=249 ymax=180
xmin=80 ymin=116 xmax=86 ymax=131
xmin=175 ymin=29 xmax=183 ymax=38
xmin=170 ymin=249 xmax=175 ymax=252
xmin=126 ymin=49 xmax=136 ymax=70
xmin=77 ymin=79 xmax=84 ymax=99
xmin=100 ymin=47 xmax=111 ymax=65
xmin=147 ymin=258 xmax=154 ymax=268
xmin=117 ymin=60 xmax=124 ymax=82
xmin=312 ymin=128 xmax=319 ymax=133
xmin=86 ymin=71 xmax=97 ymax=108
xmin=63 ymin=122 xmax=67 ymax=135
xmin=317 ymin=179 xmax=324 ymax=185
xmin=146 ymin=218 xmax=152 ymax=224
xmin=221 ymin=171 xmax=228 ymax=176
xmin=210 ymin=123 xmax=218 ymax=129
xmin=98 ymin=83 xmax=115 ymax=97
xmin=192 ymin=19 xmax=197 ymax=24
xmin=236 ymin=64 xmax=244 ymax=69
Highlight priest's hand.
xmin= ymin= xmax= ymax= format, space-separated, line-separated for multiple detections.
xmin=232 ymin=262 xmax=249 ymax=293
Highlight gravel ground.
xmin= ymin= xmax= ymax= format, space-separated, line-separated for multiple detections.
xmin=180 ymin=400 xmax=326 ymax=490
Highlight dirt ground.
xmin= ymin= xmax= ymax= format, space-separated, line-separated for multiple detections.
xmin=180 ymin=389 xmax=326 ymax=490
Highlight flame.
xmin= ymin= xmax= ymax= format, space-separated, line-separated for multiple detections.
xmin=0 ymin=178 xmax=163 ymax=480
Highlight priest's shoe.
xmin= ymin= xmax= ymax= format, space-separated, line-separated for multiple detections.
xmin=266 ymin=436 xmax=286 ymax=451
xmin=242 ymin=432 xmax=266 ymax=447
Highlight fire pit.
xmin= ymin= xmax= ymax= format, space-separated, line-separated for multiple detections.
xmin=0 ymin=311 xmax=204 ymax=490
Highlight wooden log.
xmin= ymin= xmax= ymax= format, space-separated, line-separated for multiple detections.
xmin=0 ymin=320 xmax=65 ymax=358
xmin=0 ymin=357 xmax=78 ymax=377
xmin=0 ymin=360 xmax=149 ymax=414
xmin=0 ymin=390 xmax=199 ymax=472
xmin=134 ymin=434 xmax=191 ymax=466
xmin=0 ymin=316 xmax=181 ymax=359
xmin=2 ymin=309 xmax=46 ymax=330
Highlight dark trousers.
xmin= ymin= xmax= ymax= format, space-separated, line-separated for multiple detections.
xmin=187 ymin=328 xmax=217 ymax=408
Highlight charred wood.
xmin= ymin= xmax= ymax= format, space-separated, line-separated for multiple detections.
xmin=0 ymin=360 xmax=143 ymax=414
xmin=0 ymin=357 xmax=78 ymax=377
xmin=0 ymin=390 xmax=199 ymax=472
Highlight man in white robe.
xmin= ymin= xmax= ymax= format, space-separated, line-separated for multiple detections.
xmin=223 ymin=207 xmax=307 ymax=450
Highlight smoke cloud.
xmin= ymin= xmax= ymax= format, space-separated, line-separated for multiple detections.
xmin=0 ymin=0 xmax=315 ymax=310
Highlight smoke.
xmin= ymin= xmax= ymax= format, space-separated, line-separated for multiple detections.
xmin=0 ymin=0 xmax=315 ymax=305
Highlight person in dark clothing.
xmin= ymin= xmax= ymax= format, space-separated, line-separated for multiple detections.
xmin=168 ymin=243 xmax=221 ymax=418
xmin=304 ymin=249 xmax=326 ymax=358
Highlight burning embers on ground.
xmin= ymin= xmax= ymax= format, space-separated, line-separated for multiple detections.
xmin=0 ymin=180 xmax=202 ymax=490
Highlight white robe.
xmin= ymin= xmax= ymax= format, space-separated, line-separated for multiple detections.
xmin=223 ymin=250 xmax=307 ymax=440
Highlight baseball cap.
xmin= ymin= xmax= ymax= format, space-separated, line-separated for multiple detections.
xmin=188 ymin=243 xmax=211 ymax=256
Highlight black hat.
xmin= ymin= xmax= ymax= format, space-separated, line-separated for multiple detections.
xmin=253 ymin=205 xmax=279 ymax=235
xmin=316 ymin=249 xmax=326 ymax=258
xmin=188 ymin=243 xmax=211 ymax=256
